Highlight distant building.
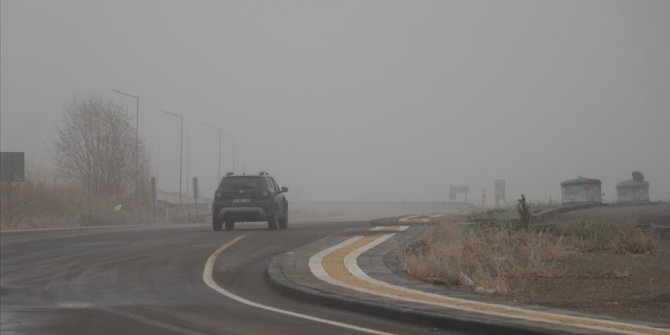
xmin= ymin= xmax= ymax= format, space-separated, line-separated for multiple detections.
xmin=616 ymin=171 xmax=649 ymax=203
xmin=560 ymin=176 xmax=602 ymax=205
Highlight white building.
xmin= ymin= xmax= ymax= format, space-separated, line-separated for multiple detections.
xmin=560 ymin=176 xmax=602 ymax=205
xmin=616 ymin=172 xmax=650 ymax=203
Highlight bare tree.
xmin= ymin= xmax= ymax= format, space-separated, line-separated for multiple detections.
xmin=53 ymin=96 xmax=148 ymax=198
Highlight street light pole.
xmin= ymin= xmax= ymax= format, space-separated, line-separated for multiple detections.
xmin=203 ymin=124 xmax=222 ymax=182
xmin=223 ymin=132 xmax=236 ymax=173
xmin=160 ymin=110 xmax=183 ymax=206
xmin=112 ymin=89 xmax=140 ymax=198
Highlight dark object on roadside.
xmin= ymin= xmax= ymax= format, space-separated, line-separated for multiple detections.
xmin=211 ymin=172 xmax=288 ymax=231
xmin=517 ymin=194 xmax=531 ymax=230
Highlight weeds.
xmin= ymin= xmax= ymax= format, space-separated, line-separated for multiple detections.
xmin=399 ymin=224 xmax=567 ymax=293
xmin=1 ymin=172 xmax=162 ymax=229
xmin=399 ymin=218 xmax=659 ymax=294
xmin=553 ymin=218 xmax=657 ymax=254
xmin=481 ymin=199 xmax=560 ymax=223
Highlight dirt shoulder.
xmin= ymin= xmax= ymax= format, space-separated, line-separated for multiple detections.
xmin=502 ymin=204 xmax=670 ymax=324
xmin=496 ymin=237 xmax=670 ymax=324
xmin=401 ymin=203 xmax=670 ymax=325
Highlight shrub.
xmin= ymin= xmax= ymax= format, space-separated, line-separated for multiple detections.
xmin=517 ymin=194 xmax=531 ymax=230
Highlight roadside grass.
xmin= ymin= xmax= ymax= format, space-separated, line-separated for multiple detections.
xmin=399 ymin=224 xmax=568 ymax=293
xmin=1 ymin=172 xmax=82 ymax=229
xmin=552 ymin=218 xmax=658 ymax=254
xmin=399 ymin=218 xmax=658 ymax=294
xmin=479 ymin=200 xmax=561 ymax=222
xmin=1 ymin=172 xmax=164 ymax=229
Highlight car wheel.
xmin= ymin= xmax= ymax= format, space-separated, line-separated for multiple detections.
xmin=225 ymin=220 xmax=235 ymax=231
xmin=212 ymin=218 xmax=223 ymax=231
xmin=267 ymin=210 xmax=278 ymax=230
xmin=279 ymin=206 xmax=288 ymax=230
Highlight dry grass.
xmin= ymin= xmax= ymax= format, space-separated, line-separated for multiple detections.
xmin=479 ymin=200 xmax=561 ymax=222
xmin=1 ymin=172 xmax=161 ymax=229
xmin=399 ymin=224 xmax=568 ymax=293
xmin=400 ymin=218 xmax=659 ymax=294
xmin=553 ymin=218 xmax=657 ymax=254
xmin=1 ymin=173 xmax=83 ymax=229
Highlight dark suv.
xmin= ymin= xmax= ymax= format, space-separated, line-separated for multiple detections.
xmin=211 ymin=172 xmax=288 ymax=231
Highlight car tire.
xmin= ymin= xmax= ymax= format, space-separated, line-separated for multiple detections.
xmin=213 ymin=218 xmax=223 ymax=231
xmin=267 ymin=210 xmax=278 ymax=230
xmin=225 ymin=220 xmax=235 ymax=231
xmin=278 ymin=205 xmax=288 ymax=230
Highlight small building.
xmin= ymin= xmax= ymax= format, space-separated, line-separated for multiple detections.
xmin=560 ymin=176 xmax=602 ymax=205
xmin=616 ymin=171 xmax=649 ymax=203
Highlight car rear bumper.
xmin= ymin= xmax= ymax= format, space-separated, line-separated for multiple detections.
xmin=218 ymin=207 xmax=266 ymax=218
xmin=212 ymin=201 xmax=273 ymax=222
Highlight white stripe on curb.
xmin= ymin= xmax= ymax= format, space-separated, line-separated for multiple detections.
xmin=203 ymin=235 xmax=397 ymax=335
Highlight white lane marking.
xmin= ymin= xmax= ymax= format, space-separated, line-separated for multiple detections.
xmin=0 ymin=223 xmax=206 ymax=234
xmin=396 ymin=213 xmax=445 ymax=224
xmin=310 ymin=236 xmax=385 ymax=291
xmin=311 ymin=234 xmax=662 ymax=335
xmin=370 ymin=225 xmax=409 ymax=232
xmin=203 ymin=235 xmax=397 ymax=335
xmin=398 ymin=215 xmax=431 ymax=223
xmin=308 ymin=236 xmax=365 ymax=287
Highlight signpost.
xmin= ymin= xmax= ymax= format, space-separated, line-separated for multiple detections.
xmin=1 ymin=152 xmax=25 ymax=182
xmin=1 ymin=152 xmax=25 ymax=214
xmin=449 ymin=185 xmax=470 ymax=202
xmin=192 ymin=177 xmax=199 ymax=219
xmin=494 ymin=179 xmax=506 ymax=207
xmin=151 ymin=177 xmax=157 ymax=220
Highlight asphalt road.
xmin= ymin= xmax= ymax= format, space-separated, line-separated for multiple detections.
xmin=1 ymin=221 xmax=461 ymax=335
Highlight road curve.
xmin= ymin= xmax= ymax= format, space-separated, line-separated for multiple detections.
xmin=1 ymin=221 xmax=459 ymax=335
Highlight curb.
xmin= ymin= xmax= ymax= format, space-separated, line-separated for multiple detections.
xmin=266 ymin=247 xmax=583 ymax=335
xmin=266 ymin=257 xmax=574 ymax=335
xmin=266 ymin=213 xmax=670 ymax=335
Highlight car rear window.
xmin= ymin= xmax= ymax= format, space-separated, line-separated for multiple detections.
xmin=220 ymin=177 xmax=264 ymax=190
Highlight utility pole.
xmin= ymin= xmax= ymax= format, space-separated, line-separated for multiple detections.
xmin=203 ymin=124 xmax=223 ymax=181
xmin=160 ymin=110 xmax=184 ymax=207
xmin=112 ymin=89 xmax=140 ymax=200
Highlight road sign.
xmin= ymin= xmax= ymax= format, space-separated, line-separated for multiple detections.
xmin=0 ymin=152 xmax=25 ymax=182
xmin=449 ymin=185 xmax=469 ymax=201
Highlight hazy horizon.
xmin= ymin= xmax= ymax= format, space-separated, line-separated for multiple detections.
xmin=2 ymin=0 xmax=669 ymax=203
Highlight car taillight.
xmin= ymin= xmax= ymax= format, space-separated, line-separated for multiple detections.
xmin=261 ymin=190 xmax=269 ymax=198
xmin=215 ymin=191 xmax=223 ymax=199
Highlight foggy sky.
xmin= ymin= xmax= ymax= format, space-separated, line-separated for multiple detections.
xmin=2 ymin=0 xmax=669 ymax=203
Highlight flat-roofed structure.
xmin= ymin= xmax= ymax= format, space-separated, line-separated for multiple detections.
xmin=616 ymin=171 xmax=649 ymax=203
xmin=560 ymin=176 xmax=602 ymax=205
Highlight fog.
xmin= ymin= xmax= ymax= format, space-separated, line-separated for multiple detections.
xmin=2 ymin=0 xmax=669 ymax=203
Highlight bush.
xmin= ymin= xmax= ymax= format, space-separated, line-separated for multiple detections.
xmin=517 ymin=194 xmax=531 ymax=230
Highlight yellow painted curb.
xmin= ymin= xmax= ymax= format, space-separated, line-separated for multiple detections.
xmin=320 ymin=230 xmax=669 ymax=335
